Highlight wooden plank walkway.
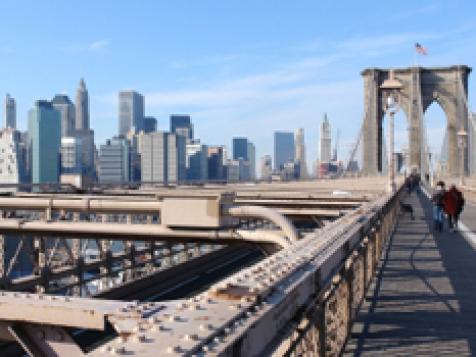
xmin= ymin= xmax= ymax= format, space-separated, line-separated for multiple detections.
xmin=345 ymin=190 xmax=476 ymax=356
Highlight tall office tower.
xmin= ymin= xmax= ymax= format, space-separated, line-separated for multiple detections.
xmin=119 ymin=91 xmax=144 ymax=136
xmin=52 ymin=94 xmax=75 ymax=137
xmin=28 ymin=101 xmax=61 ymax=184
xmin=98 ymin=137 xmax=130 ymax=184
xmin=0 ymin=129 xmax=27 ymax=187
xmin=274 ymin=131 xmax=295 ymax=171
xmin=126 ymin=130 xmax=141 ymax=183
xmin=247 ymin=142 xmax=256 ymax=180
xmin=233 ymin=137 xmax=248 ymax=160
xmin=75 ymin=78 xmax=89 ymax=131
xmin=225 ymin=160 xmax=240 ymax=183
xmin=139 ymin=132 xmax=186 ymax=185
xmin=170 ymin=115 xmax=193 ymax=140
xmin=60 ymin=137 xmax=83 ymax=174
xmin=4 ymin=94 xmax=16 ymax=129
xmin=222 ymin=145 xmax=229 ymax=165
xmin=320 ymin=113 xmax=332 ymax=163
xmin=186 ymin=142 xmax=208 ymax=182
xmin=167 ymin=133 xmax=186 ymax=184
xmin=295 ymin=128 xmax=309 ymax=179
xmin=260 ymin=155 xmax=273 ymax=181
xmin=143 ymin=116 xmax=157 ymax=133
xmin=238 ymin=158 xmax=251 ymax=182
xmin=207 ymin=146 xmax=225 ymax=181
xmin=140 ymin=132 xmax=168 ymax=184
xmin=75 ymin=129 xmax=95 ymax=180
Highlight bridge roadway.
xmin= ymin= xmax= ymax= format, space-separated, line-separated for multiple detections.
xmin=345 ymin=189 xmax=476 ymax=356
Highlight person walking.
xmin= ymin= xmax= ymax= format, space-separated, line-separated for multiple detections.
xmin=450 ymin=185 xmax=465 ymax=229
xmin=431 ymin=181 xmax=445 ymax=232
xmin=442 ymin=184 xmax=460 ymax=232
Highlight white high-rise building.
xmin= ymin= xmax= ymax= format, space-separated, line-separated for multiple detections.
xmin=320 ymin=113 xmax=332 ymax=163
xmin=295 ymin=128 xmax=308 ymax=179
xmin=4 ymin=94 xmax=16 ymax=129
xmin=140 ymin=132 xmax=167 ymax=184
xmin=0 ymin=129 xmax=27 ymax=188
xmin=60 ymin=137 xmax=83 ymax=174
xmin=260 ymin=155 xmax=273 ymax=181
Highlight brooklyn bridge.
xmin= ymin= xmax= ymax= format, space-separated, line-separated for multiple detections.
xmin=0 ymin=65 xmax=475 ymax=356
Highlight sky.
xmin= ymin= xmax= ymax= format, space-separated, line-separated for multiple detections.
xmin=1 ymin=0 xmax=476 ymax=170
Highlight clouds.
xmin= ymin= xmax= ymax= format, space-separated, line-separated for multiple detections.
xmin=62 ymin=39 xmax=109 ymax=54
xmin=90 ymin=24 xmax=476 ymax=169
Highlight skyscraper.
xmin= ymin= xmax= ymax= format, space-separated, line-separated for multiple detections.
xmin=274 ymin=131 xmax=295 ymax=170
xmin=140 ymin=132 xmax=168 ymax=184
xmin=260 ymin=155 xmax=273 ymax=181
xmin=233 ymin=137 xmax=248 ymax=160
xmin=186 ymin=141 xmax=208 ymax=182
xmin=0 ymin=128 xmax=27 ymax=187
xmin=167 ymin=133 xmax=187 ymax=184
xmin=143 ymin=116 xmax=157 ymax=133
xmin=119 ymin=91 xmax=144 ymax=136
xmin=207 ymin=146 xmax=225 ymax=181
xmin=320 ymin=113 xmax=332 ymax=162
xmin=98 ymin=137 xmax=130 ymax=184
xmin=75 ymin=78 xmax=89 ymax=131
xmin=52 ymin=94 xmax=75 ymax=137
xmin=247 ymin=142 xmax=256 ymax=180
xmin=295 ymin=128 xmax=309 ymax=179
xmin=28 ymin=100 xmax=61 ymax=184
xmin=60 ymin=137 xmax=83 ymax=174
xmin=4 ymin=94 xmax=16 ymax=130
xmin=170 ymin=115 xmax=193 ymax=140
xmin=139 ymin=132 xmax=186 ymax=185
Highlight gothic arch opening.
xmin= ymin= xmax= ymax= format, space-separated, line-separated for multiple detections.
xmin=424 ymin=101 xmax=449 ymax=177
xmin=380 ymin=110 xmax=409 ymax=175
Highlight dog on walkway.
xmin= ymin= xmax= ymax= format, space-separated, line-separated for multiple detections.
xmin=400 ymin=201 xmax=415 ymax=220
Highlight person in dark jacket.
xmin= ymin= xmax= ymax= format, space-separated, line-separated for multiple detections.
xmin=442 ymin=185 xmax=458 ymax=232
xmin=443 ymin=184 xmax=465 ymax=231
xmin=432 ymin=182 xmax=445 ymax=232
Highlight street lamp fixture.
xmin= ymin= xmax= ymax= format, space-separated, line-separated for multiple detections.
xmin=457 ymin=127 xmax=468 ymax=186
xmin=380 ymin=70 xmax=403 ymax=193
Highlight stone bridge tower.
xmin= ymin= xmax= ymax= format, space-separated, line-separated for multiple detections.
xmin=361 ymin=65 xmax=471 ymax=177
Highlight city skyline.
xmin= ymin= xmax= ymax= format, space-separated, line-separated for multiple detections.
xmin=0 ymin=1 xmax=475 ymax=166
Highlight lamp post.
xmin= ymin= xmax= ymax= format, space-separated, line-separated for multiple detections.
xmin=380 ymin=70 xmax=403 ymax=193
xmin=457 ymin=128 xmax=468 ymax=186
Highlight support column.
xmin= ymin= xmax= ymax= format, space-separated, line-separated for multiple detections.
xmin=408 ymin=67 xmax=422 ymax=173
xmin=361 ymin=69 xmax=381 ymax=175
xmin=99 ymin=214 xmax=112 ymax=291
xmin=34 ymin=236 xmax=47 ymax=293
xmin=71 ymin=212 xmax=82 ymax=296
xmin=124 ymin=215 xmax=136 ymax=281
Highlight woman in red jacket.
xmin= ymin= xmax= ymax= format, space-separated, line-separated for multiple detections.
xmin=442 ymin=185 xmax=460 ymax=232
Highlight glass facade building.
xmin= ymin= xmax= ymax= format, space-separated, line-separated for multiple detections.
xmin=28 ymin=100 xmax=61 ymax=185
xmin=233 ymin=137 xmax=248 ymax=160
xmin=274 ymin=131 xmax=295 ymax=170
xmin=118 ymin=91 xmax=144 ymax=136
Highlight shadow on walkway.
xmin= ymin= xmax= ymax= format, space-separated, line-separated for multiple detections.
xmin=344 ymin=190 xmax=476 ymax=356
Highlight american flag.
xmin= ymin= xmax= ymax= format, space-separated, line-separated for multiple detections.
xmin=415 ymin=43 xmax=428 ymax=55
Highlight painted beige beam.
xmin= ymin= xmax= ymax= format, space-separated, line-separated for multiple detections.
xmin=0 ymin=219 xmax=291 ymax=247
xmin=0 ymin=291 xmax=141 ymax=330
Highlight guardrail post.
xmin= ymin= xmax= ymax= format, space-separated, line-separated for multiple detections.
xmin=34 ymin=236 xmax=47 ymax=293
xmin=71 ymin=212 xmax=82 ymax=296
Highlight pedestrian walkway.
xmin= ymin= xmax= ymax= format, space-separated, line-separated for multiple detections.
xmin=345 ymin=190 xmax=476 ymax=356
